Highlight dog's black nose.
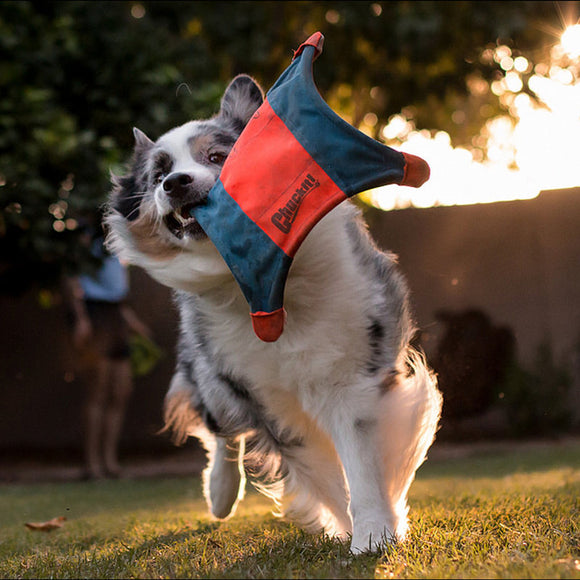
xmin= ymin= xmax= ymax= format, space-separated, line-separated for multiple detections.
xmin=163 ymin=172 xmax=194 ymax=198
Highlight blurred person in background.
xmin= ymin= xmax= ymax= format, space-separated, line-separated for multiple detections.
xmin=63 ymin=212 xmax=151 ymax=479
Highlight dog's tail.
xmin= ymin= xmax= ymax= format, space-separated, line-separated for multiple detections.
xmin=379 ymin=348 xmax=442 ymax=540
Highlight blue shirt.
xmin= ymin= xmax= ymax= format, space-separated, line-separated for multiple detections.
xmin=79 ymin=238 xmax=129 ymax=303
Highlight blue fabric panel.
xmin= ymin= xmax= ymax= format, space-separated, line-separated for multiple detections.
xmin=194 ymin=180 xmax=293 ymax=313
xmin=267 ymin=45 xmax=406 ymax=195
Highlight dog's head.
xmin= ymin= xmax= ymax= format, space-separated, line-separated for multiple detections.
xmin=105 ymin=75 xmax=263 ymax=273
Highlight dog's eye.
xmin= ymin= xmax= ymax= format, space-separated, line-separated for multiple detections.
xmin=153 ymin=171 xmax=165 ymax=184
xmin=208 ymin=152 xmax=226 ymax=165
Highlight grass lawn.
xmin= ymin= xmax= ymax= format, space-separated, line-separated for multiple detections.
xmin=1 ymin=438 xmax=579 ymax=579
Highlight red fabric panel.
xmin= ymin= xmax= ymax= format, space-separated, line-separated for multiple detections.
xmin=221 ymin=100 xmax=347 ymax=257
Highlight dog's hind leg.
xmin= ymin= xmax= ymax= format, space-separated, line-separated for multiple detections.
xmin=376 ymin=352 xmax=442 ymax=541
xmin=205 ymin=435 xmax=246 ymax=519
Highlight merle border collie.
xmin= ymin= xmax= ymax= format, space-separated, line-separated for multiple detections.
xmin=105 ymin=74 xmax=442 ymax=553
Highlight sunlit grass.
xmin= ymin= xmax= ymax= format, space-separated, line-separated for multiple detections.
xmin=1 ymin=440 xmax=579 ymax=579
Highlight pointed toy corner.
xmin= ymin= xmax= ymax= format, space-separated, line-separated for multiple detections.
xmin=250 ymin=309 xmax=287 ymax=342
xmin=401 ymin=152 xmax=430 ymax=188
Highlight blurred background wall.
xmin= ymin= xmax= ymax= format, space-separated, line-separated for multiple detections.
xmin=1 ymin=186 xmax=578 ymax=457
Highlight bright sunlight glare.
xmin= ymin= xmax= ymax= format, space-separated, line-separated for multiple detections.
xmin=366 ymin=25 xmax=580 ymax=211
xmin=561 ymin=24 xmax=580 ymax=58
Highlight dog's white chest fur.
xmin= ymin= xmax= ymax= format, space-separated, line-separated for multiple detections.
xmin=185 ymin=208 xmax=372 ymax=389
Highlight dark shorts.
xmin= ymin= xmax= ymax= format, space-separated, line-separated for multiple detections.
xmin=84 ymin=299 xmax=131 ymax=360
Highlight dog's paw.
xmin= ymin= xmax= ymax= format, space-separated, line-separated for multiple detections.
xmin=349 ymin=526 xmax=398 ymax=554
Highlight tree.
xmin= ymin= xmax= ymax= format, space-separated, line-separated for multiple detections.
xmin=0 ymin=0 xmax=564 ymax=295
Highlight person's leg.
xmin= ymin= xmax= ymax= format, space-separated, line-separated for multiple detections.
xmin=82 ymin=356 xmax=110 ymax=479
xmin=103 ymin=357 xmax=133 ymax=476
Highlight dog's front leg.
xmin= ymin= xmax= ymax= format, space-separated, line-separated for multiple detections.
xmin=207 ymin=435 xmax=246 ymax=519
xmin=325 ymin=396 xmax=398 ymax=554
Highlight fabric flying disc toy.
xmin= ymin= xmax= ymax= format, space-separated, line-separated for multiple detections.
xmin=192 ymin=32 xmax=430 ymax=342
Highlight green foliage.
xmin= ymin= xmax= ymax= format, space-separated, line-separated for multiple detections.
xmin=129 ymin=332 xmax=164 ymax=377
xmin=0 ymin=440 xmax=579 ymax=578
xmin=498 ymin=339 xmax=573 ymax=437
xmin=0 ymin=1 xmax=563 ymax=294
xmin=0 ymin=0 xmax=219 ymax=293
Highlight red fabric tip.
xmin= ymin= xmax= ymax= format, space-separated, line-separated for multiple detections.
xmin=401 ymin=152 xmax=430 ymax=188
xmin=250 ymin=309 xmax=287 ymax=342
xmin=293 ymin=32 xmax=324 ymax=61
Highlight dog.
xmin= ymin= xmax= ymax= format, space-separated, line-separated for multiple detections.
xmin=105 ymin=74 xmax=442 ymax=553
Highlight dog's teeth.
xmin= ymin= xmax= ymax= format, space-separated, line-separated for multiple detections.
xmin=173 ymin=210 xmax=191 ymax=225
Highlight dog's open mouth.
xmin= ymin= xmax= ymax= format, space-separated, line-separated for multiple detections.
xmin=164 ymin=204 xmax=207 ymax=240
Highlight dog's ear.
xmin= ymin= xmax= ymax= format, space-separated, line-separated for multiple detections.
xmin=133 ymin=127 xmax=155 ymax=152
xmin=109 ymin=128 xmax=154 ymax=221
xmin=218 ymin=75 xmax=264 ymax=132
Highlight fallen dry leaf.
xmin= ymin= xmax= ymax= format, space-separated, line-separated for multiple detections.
xmin=24 ymin=516 xmax=67 ymax=532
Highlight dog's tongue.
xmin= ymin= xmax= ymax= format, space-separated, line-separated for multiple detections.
xmin=191 ymin=32 xmax=430 ymax=342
